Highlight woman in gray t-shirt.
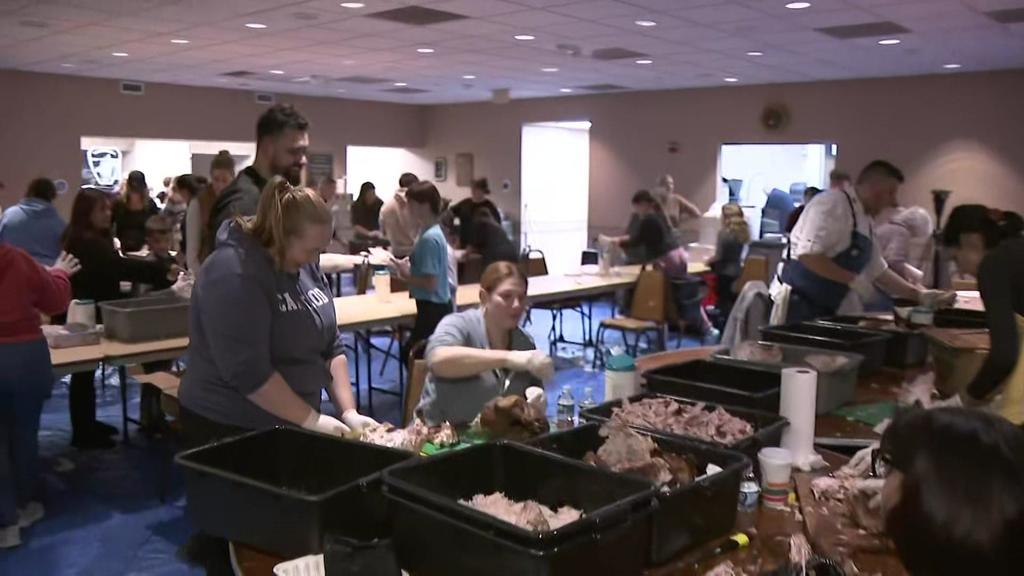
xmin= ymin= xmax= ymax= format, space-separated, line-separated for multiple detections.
xmin=417 ymin=262 xmax=554 ymax=426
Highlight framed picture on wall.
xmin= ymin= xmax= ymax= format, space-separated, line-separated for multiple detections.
xmin=455 ymin=153 xmax=474 ymax=187
xmin=435 ymin=157 xmax=447 ymax=181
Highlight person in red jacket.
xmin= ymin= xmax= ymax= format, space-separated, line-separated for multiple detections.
xmin=0 ymin=243 xmax=80 ymax=549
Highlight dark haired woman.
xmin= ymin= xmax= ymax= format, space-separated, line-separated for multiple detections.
xmin=172 ymin=174 xmax=209 ymax=272
xmin=880 ymin=407 xmax=1024 ymax=575
xmin=63 ymin=188 xmax=178 ymax=449
xmin=942 ymin=204 xmax=1024 ymax=423
xmin=351 ymin=181 xmax=386 ymax=249
xmin=452 ymin=178 xmax=501 ymax=249
xmin=112 ymin=170 xmax=159 ymax=252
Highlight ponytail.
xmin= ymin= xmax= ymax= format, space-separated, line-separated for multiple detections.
xmin=943 ymin=204 xmax=1024 ymax=249
xmin=242 ymin=175 xmax=331 ymax=268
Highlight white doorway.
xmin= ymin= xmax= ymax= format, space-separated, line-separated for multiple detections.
xmin=345 ymin=146 xmax=433 ymax=202
xmin=520 ymin=121 xmax=591 ymax=274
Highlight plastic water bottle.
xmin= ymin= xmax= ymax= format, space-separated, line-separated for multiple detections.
xmin=556 ymin=385 xmax=576 ymax=429
xmin=578 ymin=386 xmax=598 ymax=413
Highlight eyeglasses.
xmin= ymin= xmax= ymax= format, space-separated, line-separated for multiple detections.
xmin=871 ymin=448 xmax=893 ymax=478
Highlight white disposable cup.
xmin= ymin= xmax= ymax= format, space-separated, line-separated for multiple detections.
xmin=758 ymin=447 xmax=794 ymax=487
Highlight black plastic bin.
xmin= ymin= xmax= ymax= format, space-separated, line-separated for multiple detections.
xmin=383 ymin=442 xmax=657 ymax=576
xmin=644 ymin=360 xmax=782 ymax=413
xmin=176 ymin=427 xmax=413 ymax=559
xmin=933 ymin=308 xmax=987 ymax=329
xmin=816 ymin=316 xmax=927 ymax=368
xmin=528 ymin=423 xmax=748 ymax=565
xmin=579 ymin=393 xmax=788 ymax=470
xmin=760 ymin=322 xmax=890 ymax=374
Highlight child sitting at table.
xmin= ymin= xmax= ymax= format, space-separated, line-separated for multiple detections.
xmin=134 ymin=215 xmax=177 ymax=297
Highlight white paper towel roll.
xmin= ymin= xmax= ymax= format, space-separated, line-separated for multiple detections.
xmin=780 ymin=367 xmax=821 ymax=470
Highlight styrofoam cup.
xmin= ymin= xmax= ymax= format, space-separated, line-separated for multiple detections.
xmin=758 ymin=447 xmax=793 ymax=487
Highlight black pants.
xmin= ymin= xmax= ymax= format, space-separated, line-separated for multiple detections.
xmin=403 ymin=299 xmax=452 ymax=364
xmin=68 ymin=371 xmax=98 ymax=442
xmin=179 ymin=406 xmax=249 ymax=451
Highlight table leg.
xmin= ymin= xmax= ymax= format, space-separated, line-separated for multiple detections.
xmin=364 ymin=332 xmax=374 ymax=417
xmin=118 ymin=365 xmax=129 ymax=443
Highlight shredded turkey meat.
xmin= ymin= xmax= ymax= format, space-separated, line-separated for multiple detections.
xmin=705 ymin=560 xmax=745 ymax=576
xmin=583 ymin=423 xmax=696 ymax=487
xmin=610 ymin=397 xmax=754 ymax=445
xmin=804 ymin=353 xmax=848 ymax=372
xmin=459 ymin=492 xmax=582 ymax=532
xmin=733 ymin=341 xmax=784 ymax=363
xmin=359 ymin=418 xmax=456 ymax=452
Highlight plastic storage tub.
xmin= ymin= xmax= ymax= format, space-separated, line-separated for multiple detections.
xmin=644 ymin=360 xmax=781 ymax=413
xmin=712 ymin=342 xmax=863 ymax=414
xmin=176 ymin=427 xmax=413 ymax=559
xmin=99 ymin=295 xmax=190 ymax=342
xmin=760 ymin=322 xmax=890 ymax=374
xmin=933 ymin=308 xmax=987 ymax=329
xmin=816 ymin=316 xmax=927 ymax=368
xmin=579 ymin=393 xmax=788 ymax=468
xmin=925 ymin=329 xmax=989 ymax=397
xmin=383 ymin=442 xmax=657 ymax=576
xmin=528 ymin=423 xmax=748 ymax=565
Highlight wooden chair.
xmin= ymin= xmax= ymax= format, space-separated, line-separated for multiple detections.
xmin=403 ymin=341 xmax=428 ymax=426
xmin=733 ymin=255 xmax=769 ymax=294
xmin=593 ymin=268 xmax=672 ymax=368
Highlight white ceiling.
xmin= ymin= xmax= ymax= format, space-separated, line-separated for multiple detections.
xmin=1 ymin=0 xmax=1023 ymax=104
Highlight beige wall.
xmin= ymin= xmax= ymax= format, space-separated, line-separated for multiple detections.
xmin=3 ymin=69 xmax=1022 ymax=235
xmin=0 ymin=70 xmax=424 ymax=214
xmin=424 ymin=70 xmax=1024 ymax=236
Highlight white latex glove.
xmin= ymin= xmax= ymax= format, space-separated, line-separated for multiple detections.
xmin=918 ymin=289 xmax=956 ymax=309
xmin=506 ymin=350 xmax=555 ymax=383
xmin=525 ymin=386 xmax=547 ymax=410
xmin=301 ymin=411 xmax=351 ymax=436
xmin=850 ymin=275 xmax=876 ymax=301
xmin=341 ymin=409 xmax=378 ymax=433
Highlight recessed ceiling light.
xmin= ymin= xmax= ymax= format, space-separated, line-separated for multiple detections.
xmin=878 ymin=38 xmax=901 ymax=45
xmin=559 ymin=88 xmax=573 ymax=93
xmin=269 ymin=69 xmax=285 ymax=74
xmin=943 ymin=63 xmax=962 ymax=69
xmin=111 ymin=52 xmax=128 ymax=57
xmin=462 ymin=74 xmax=476 ymax=79
xmin=746 ymin=51 xmax=764 ymax=56
xmin=514 ymin=34 xmax=536 ymax=41
xmin=723 ymin=77 xmax=739 ymax=82
xmin=634 ymin=20 xmax=657 ymax=27
xmin=60 ymin=63 xmax=75 ymax=67
xmin=336 ymin=88 xmax=347 ymax=92
xmin=170 ymin=38 xmax=190 ymax=44
xmin=394 ymin=82 xmax=408 ymax=87
xmin=416 ymin=48 xmax=435 ymax=54
xmin=244 ymin=22 xmax=267 ymax=29
xmin=635 ymin=59 xmax=653 ymax=65
xmin=340 ymin=2 xmax=365 ymax=7
xmin=541 ymin=67 xmax=559 ymax=72
xmin=785 ymin=2 xmax=811 ymax=9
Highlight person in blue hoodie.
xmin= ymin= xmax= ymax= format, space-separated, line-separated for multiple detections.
xmin=180 ymin=175 xmax=376 ymax=446
xmin=0 ymin=178 xmax=66 ymax=265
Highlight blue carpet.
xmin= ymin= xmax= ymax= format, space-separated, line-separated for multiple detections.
xmin=0 ymin=300 xmax=704 ymax=575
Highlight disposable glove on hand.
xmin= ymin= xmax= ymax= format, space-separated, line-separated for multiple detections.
xmin=506 ymin=350 xmax=555 ymax=383
xmin=341 ymin=410 xmax=378 ymax=433
xmin=301 ymin=411 xmax=351 ymax=436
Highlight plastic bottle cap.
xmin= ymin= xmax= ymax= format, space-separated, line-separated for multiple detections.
xmin=606 ymin=354 xmax=636 ymax=372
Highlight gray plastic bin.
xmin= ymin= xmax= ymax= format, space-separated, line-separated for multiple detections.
xmin=99 ymin=295 xmax=190 ymax=343
xmin=711 ymin=342 xmax=863 ymax=414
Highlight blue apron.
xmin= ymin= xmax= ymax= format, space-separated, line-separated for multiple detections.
xmin=780 ymin=191 xmax=874 ymax=323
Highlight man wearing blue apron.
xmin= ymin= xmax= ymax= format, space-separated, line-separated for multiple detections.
xmin=771 ymin=160 xmax=950 ymax=324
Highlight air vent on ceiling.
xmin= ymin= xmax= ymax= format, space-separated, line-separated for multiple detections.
xmin=591 ymin=47 xmax=649 ymax=61
xmin=367 ymin=6 xmax=467 ymax=25
xmin=383 ymin=87 xmax=429 ymax=94
xmin=337 ymin=75 xmax=392 ymax=84
xmin=19 ymin=19 xmax=49 ymax=28
xmin=222 ymin=70 xmax=257 ymax=78
xmin=292 ymin=11 xmax=320 ymax=21
xmin=816 ymin=21 xmax=910 ymax=39
xmin=985 ymin=7 xmax=1024 ymax=24
xmin=255 ymin=93 xmax=275 ymax=104
xmin=120 ymin=81 xmax=144 ymax=95
xmin=577 ymin=83 xmax=629 ymax=92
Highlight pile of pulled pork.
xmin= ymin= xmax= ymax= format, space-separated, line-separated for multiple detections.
xmin=611 ymin=397 xmax=753 ymax=445
xmin=459 ymin=492 xmax=582 ymax=533
xmin=359 ymin=419 xmax=457 ymax=453
xmin=583 ymin=423 xmax=696 ymax=488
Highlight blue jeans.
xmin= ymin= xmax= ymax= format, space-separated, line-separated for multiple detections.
xmin=0 ymin=339 xmax=52 ymax=527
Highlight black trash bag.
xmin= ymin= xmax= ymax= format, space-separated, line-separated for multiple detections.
xmin=324 ymin=535 xmax=401 ymax=576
